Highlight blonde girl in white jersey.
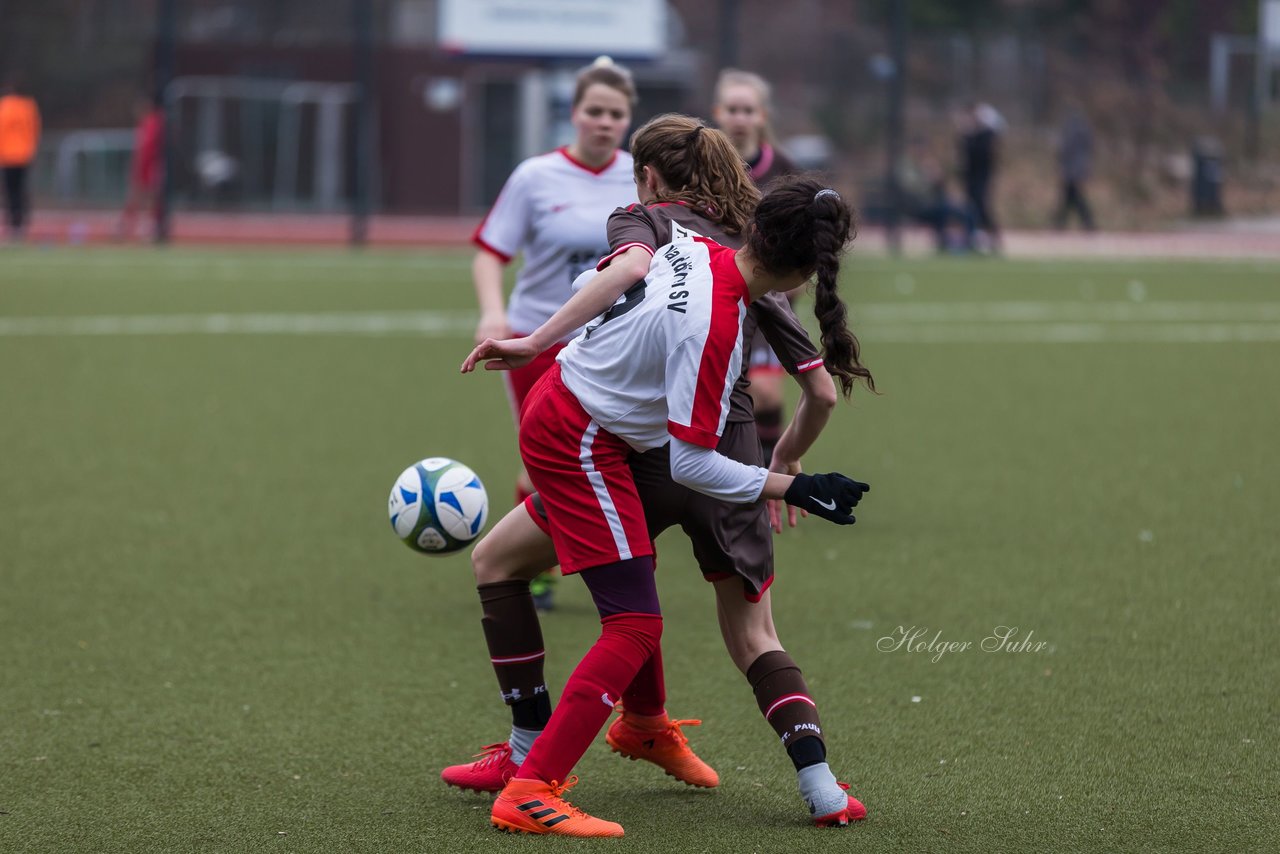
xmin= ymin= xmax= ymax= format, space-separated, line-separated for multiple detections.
xmin=470 ymin=58 xmax=638 ymax=511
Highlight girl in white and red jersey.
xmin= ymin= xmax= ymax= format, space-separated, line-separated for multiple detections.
xmin=470 ymin=58 xmax=638 ymax=509
xmin=446 ymin=116 xmax=766 ymax=798
xmin=448 ymin=117 xmax=872 ymax=832
xmin=713 ymin=69 xmax=800 ymax=465
xmin=461 ymin=174 xmax=873 ymax=838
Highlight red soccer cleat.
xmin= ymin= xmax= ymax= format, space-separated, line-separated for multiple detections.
xmin=812 ymin=781 xmax=868 ymax=826
xmin=440 ymin=741 xmax=519 ymax=793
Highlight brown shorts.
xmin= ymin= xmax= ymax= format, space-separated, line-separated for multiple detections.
xmin=527 ymin=420 xmax=773 ymax=601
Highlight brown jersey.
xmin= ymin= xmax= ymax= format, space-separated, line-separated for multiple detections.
xmin=605 ymin=202 xmax=821 ymax=424
xmin=747 ymin=143 xmax=797 ymax=190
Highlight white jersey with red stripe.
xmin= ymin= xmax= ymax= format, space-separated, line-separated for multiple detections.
xmin=472 ymin=147 xmax=636 ymax=338
xmin=557 ymin=237 xmax=749 ymax=453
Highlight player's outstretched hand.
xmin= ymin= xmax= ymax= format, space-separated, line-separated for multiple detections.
xmin=460 ymin=337 xmax=540 ymax=373
xmin=783 ymin=473 xmax=870 ymax=526
xmin=767 ymin=458 xmax=806 ymax=533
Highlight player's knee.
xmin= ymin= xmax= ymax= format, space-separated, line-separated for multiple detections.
xmin=470 ymin=534 xmax=513 ymax=585
xmin=602 ymin=612 xmax=664 ymax=657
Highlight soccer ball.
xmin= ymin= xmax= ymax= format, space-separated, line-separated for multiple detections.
xmin=387 ymin=457 xmax=489 ymax=555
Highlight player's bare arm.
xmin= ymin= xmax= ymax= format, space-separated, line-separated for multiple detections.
xmin=768 ymin=367 xmax=839 ymax=530
xmin=460 ymin=245 xmax=651 ymax=373
xmin=471 ymin=249 xmax=511 ymax=344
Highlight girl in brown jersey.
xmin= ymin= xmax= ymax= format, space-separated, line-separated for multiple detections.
xmin=450 ymin=115 xmax=874 ymax=835
xmin=713 ymin=69 xmax=802 ymax=467
xmin=713 ymin=69 xmax=798 ymax=188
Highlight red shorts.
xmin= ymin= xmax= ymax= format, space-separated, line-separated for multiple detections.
xmin=501 ymin=337 xmax=567 ymax=424
xmin=518 ymin=364 xmax=653 ymax=574
xmin=131 ymin=159 xmax=161 ymax=191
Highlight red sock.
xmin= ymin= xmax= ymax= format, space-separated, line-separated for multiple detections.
xmin=621 ymin=645 xmax=666 ymax=717
xmin=517 ymin=613 xmax=662 ymax=784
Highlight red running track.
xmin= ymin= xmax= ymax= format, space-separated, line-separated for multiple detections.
xmin=17 ymin=209 xmax=1280 ymax=260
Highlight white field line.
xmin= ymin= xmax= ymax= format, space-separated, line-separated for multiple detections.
xmin=856 ymin=302 xmax=1280 ymax=323
xmin=2 ymin=304 xmax=1280 ymax=343
xmin=860 ymin=323 xmax=1280 ymax=343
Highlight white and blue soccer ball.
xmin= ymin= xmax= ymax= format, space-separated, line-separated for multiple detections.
xmin=388 ymin=457 xmax=489 ymax=555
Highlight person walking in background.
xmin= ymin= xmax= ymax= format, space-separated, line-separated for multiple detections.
xmin=469 ymin=57 xmax=638 ymax=611
xmin=957 ymin=101 xmax=1002 ymax=253
xmin=1054 ymin=107 xmax=1096 ymax=231
xmin=117 ymin=93 xmax=165 ymax=241
xmin=0 ymin=76 xmax=41 ymax=242
xmin=901 ymin=139 xmax=975 ymax=253
xmin=712 ymin=69 xmax=798 ymax=465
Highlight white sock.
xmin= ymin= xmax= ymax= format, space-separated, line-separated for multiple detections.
xmin=797 ymin=762 xmax=846 ymax=817
xmin=509 ymin=725 xmax=540 ymax=765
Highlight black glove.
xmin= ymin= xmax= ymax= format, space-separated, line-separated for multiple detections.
xmin=784 ymin=473 xmax=870 ymax=525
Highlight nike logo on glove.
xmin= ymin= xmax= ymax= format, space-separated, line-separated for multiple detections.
xmin=783 ymin=472 xmax=870 ymax=526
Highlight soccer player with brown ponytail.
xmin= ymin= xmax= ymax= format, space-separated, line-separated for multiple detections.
xmin=453 ymin=164 xmax=875 ymax=837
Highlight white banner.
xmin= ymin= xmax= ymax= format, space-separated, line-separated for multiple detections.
xmin=438 ymin=0 xmax=667 ymax=59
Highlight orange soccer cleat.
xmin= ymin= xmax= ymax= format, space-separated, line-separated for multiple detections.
xmin=440 ymin=741 xmax=519 ymax=793
xmin=605 ymin=711 xmax=720 ymax=788
xmin=490 ymin=776 xmax=625 ymax=837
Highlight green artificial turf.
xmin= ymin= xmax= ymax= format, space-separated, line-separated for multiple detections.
xmin=1 ymin=247 xmax=1277 ymax=853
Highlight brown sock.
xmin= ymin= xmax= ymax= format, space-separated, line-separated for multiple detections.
xmin=478 ymin=581 xmax=549 ymax=716
xmin=747 ymin=650 xmax=826 ymax=764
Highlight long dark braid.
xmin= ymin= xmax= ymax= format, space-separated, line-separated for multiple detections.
xmin=746 ymin=175 xmax=874 ymax=397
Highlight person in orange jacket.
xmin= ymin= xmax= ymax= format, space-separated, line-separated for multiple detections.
xmin=0 ymin=76 xmax=41 ymax=240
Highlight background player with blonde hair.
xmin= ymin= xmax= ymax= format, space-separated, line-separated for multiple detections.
xmin=712 ymin=69 xmax=799 ymax=464
xmin=468 ymin=57 xmax=638 ymax=609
